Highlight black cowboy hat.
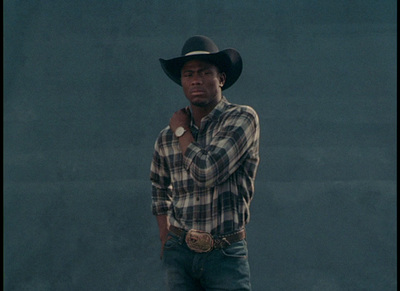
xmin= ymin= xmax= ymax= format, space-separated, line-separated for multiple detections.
xmin=159 ymin=35 xmax=242 ymax=90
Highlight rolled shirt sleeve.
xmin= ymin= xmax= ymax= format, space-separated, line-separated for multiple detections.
xmin=151 ymin=183 xmax=172 ymax=215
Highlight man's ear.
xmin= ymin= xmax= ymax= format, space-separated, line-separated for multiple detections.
xmin=219 ymin=72 xmax=226 ymax=88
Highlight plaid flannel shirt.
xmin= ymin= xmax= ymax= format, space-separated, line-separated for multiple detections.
xmin=150 ymin=97 xmax=260 ymax=235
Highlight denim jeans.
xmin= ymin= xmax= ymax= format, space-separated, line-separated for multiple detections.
xmin=162 ymin=231 xmax=251 ymax=291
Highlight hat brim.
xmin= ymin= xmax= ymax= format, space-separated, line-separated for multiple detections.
xmin=159 ymin=48 xmax=242 ymax=90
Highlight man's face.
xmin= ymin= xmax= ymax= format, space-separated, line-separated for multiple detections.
xmin=180 ymin=59 xmax=226 ymax=108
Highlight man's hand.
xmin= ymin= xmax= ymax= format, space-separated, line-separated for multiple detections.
xmin=159 ymin=226 xmax=169 ymax=248
xmin=157 ymin=215 xmax=170 ymax=260
xmin=169 ymin=107 xmax=191 ymax=133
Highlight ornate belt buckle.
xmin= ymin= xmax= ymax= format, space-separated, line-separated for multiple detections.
xmin=185 ymin=229 xmax=214 ymax=253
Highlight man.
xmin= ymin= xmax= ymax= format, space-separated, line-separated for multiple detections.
xmin=150 ymin=35 xmax=260 ymax=290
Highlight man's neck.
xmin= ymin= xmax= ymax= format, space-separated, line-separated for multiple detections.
xmin=190 ymin=97 xmax=222 ymax=127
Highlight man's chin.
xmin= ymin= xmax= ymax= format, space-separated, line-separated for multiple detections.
xmin=187 ymin=94 xmax=221 ymax=108
xmin=191 ymin=101 xmax=208 ymax=107
xmin=189 ymin=97 xmax=209 ymax=107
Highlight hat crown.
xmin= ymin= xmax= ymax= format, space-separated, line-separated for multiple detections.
xmin=181 ymin=35 xmax=219 ymax=56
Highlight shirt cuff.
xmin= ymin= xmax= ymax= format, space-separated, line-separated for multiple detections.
xmin=152 ymin=201 xmax=172 ymax=216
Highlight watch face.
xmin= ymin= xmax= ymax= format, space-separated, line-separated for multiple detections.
xmin=175 ymin=127 xmax=185 ymax=137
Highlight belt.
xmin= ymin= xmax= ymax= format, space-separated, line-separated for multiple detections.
xmin=169 ymin=225 xmax=246 ymax=253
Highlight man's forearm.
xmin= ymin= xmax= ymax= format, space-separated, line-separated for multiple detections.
xmin=156 ymin=215 xmax=170 ymax=243
xmin=156 ymin=215 xmax=170 ymax=259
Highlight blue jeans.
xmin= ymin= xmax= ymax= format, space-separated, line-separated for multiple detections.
xmin=162 ymin=232 xmax=252 ymax=291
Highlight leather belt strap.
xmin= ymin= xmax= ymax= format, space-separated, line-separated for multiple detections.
xmin=169 ymin=225 xmax=246 ymax=252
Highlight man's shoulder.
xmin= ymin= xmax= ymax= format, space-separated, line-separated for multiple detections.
xmin=158 ymin=125 xmax=173 ymax=135
xmin=154 ymin=125 xmax=174 ymax=147
xmin=222 ymin=101 xmax=259 ymax=120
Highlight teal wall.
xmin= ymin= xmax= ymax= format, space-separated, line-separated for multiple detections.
xmin=4 ymin=1 xmax=397 ymax=290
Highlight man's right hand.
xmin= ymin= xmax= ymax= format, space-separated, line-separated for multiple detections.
xmin=169 ymin=107 xmax=191 ymax=133
xmin=156 ymin=215 xmax=170 ymax=259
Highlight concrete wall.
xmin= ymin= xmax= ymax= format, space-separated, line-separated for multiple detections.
xmin=4 ymin=1 xmax=396 ymax=290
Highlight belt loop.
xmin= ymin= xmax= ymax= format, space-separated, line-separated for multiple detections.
xmin=221 ymin=237 xmax=231 ymax=247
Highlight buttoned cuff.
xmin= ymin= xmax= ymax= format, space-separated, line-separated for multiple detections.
xmin=151 ymin=201 xmax=172 ymax=216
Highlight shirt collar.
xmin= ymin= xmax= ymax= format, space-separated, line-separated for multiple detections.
xmin=207 ymin=96 xmax=229 ymax=120
xmin=189 ymin=96 xmax=229 ymax=129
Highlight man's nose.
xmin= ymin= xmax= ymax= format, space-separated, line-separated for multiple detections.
xmin=191 ymin=73 xmax=202 ymax=85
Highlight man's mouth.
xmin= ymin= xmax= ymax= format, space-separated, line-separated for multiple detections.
xmin=190 ymin=88 xmax=205 ymax=94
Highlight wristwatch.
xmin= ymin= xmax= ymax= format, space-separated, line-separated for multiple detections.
xmin=174 ymin=126 xmax=187 ymax=138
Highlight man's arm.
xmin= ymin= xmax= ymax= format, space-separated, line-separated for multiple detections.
xmin=156 ymin=214 xmax=170 ymax=246
xmin=155 ymin=214 xmax=170 ymax=260
xmin=182 ymin=107 xmax=259 ymax=187
xmin=150 ymin=134 xmax=173 ymax=258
